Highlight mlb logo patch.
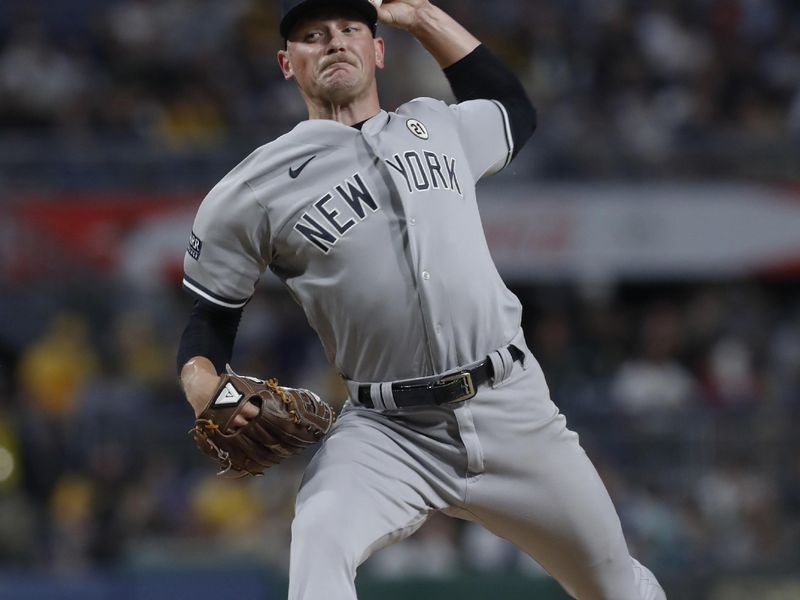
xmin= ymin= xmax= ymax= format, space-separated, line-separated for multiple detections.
xmin=187 ymin=231 xmax=203 ymax=260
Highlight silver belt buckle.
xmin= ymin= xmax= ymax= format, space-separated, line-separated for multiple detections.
xmin=438 ymin=372 xmax=476 ymax=403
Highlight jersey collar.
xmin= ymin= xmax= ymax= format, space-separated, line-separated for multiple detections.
xmin=293 ymin=110 xmax=388 ymax=137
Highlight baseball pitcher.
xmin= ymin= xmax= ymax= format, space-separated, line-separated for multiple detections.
xmin=176 ymin=1 xmax=667 ymax=598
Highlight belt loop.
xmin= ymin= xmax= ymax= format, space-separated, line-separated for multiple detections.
xmin=489 ymin=346 xmax=514 ymax=385
xmin=380 ymin=382 xmax=397 ymax=410
xmin=345 ymin=379 xmax=360 ymax=402
xmin=369 ymin=383 xmax=385 ymax=410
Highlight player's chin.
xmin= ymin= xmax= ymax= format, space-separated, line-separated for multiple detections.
xmin=319 ymin=77 xmax=362 ymax=102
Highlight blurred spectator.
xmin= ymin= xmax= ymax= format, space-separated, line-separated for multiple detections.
xmin=611 ymin=304 xmax=698 ymax=416
xmin=190 ymin=476 xmax=266 ymax=541
xmin=0 ymin=22 xmax=90 ymax=131
xmin=619 ymin=486 xmax=692 ymax=571
xmin=694 ymin=459 xmax=785 ymax=569
xmin=0 ymin=487 xmax=37 ymax=563
xmin=530 ymin=310 xmax=582 ymax=396
xmin=154 ymin=85 xmax=227 ymax=149
xmin=701 ymin=336 xmax=759 ymax=409
xmin=110 ymin=309 xmax=172 ymax=387
xmin=17 ymin=312 xmax=98 ymax=419
xmin=769 ymin=311 xmax=800 ymax=412
xmin=46 ymin=474 xmax=95 ymax=572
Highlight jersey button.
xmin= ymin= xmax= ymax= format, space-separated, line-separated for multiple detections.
xmin=409 ymin=218 xmax=417 ymax=226
xmin=422 ymin=271 xmax=431 ymax=280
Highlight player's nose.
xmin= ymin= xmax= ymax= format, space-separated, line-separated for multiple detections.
xmin=324 ymin=31 xmax=347 ymax=53
xmin=325 ymin=45 xmax=346 ymax=56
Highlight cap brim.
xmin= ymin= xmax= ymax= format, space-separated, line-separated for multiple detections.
xmin=280 ymin=0 xmax=378 ymax=39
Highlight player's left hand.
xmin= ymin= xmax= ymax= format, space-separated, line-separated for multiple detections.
xmin=190 ymin=365 xmax=336 ymax=477
xmin=371 ymin=0 xmax=431 ymax=31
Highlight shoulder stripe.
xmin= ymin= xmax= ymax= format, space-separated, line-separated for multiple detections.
xmin=491 ymin=100 xmax=514 ymax=170
xmin=183 ymin=276 xmax=250 ymax=309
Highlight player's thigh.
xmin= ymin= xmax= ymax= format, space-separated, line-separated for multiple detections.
xmin=293 ymin=408 xmax=448 ymax=564
xmin=465 ymin=446 xmax=638 ymax=598
xmin=464 ymin=373 xmax=640 ymax=598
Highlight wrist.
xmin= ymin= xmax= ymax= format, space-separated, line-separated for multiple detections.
xmin=180 ymin=357 xmax=222 ymax=416
xmin=406 ymin=3 xmax=445 ymax=38
xmin=405 ymin=3 xmax=480 ymax=69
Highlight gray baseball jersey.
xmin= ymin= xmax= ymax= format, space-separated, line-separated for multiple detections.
xmin=183 ymin=96 xmax=666 ymax=600
xmin=183 ymin=97 xmax=519 ymax=383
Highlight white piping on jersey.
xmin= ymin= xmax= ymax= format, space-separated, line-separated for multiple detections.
xmin=182 ymin=277 xmax=249 ymax=309
xmin=490 ymin=100 xmax=514 ymax=171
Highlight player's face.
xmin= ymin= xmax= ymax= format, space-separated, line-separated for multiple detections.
xmin=278 ymin=11 xmax=384 ymax=106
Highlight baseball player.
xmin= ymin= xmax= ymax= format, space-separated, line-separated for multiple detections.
xmin=176 ymin=0 xmax=667 ymax=598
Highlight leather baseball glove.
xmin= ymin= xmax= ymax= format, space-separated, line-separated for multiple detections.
xmin=190 ymin=365 xmax=336 ymax=477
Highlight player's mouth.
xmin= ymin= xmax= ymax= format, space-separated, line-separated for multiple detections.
xmin=321 ymin=59 xmax=355 ymax=73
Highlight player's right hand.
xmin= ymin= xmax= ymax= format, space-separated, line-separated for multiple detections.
xmin=375 ymin=0 xmax=431 ymax=31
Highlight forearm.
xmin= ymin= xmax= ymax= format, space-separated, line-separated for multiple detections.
xmin=176 ymin=299 xmax=243 ymax=415
xmin=405 ymin=4 xmax=480 ymax=68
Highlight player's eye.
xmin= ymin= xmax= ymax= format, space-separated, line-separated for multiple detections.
xmin=304 ymin=30 xmax=323 ymax=41
xmin=342 ymin=25 xmax=359 ymax=33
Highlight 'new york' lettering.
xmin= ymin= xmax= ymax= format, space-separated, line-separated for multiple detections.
xmin=386 ymin=151 xmax=462 ymax=196
xmin=294 ymin=173 xmax=379 ymax=253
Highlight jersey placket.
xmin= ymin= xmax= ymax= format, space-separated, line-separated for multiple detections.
xmin=360 ymin=118 xmax=444 ymax=376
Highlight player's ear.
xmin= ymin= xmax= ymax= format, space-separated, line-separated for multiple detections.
xmin=374 ymin=37 xmax=385 ymax=70
xmin=277 ymin=49 xmax=295 ymax=80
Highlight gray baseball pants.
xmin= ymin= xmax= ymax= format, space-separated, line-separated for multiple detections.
xmin=288 ymin=343 xmax=666 ymax=600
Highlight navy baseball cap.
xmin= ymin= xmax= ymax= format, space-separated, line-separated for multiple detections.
xmin=280 ymin=0 xmax=378 ymax=40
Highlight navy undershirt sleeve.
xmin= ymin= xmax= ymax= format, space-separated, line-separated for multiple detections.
xmin=176 ymin=300 xmax=243 ymax=375
xmin=444 ymin=45 xmax=537 ymax=160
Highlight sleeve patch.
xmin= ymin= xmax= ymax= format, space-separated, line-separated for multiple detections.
xmin=187 ymin=231 xmax=203 ymax=260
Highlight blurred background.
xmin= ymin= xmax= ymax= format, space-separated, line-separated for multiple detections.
xmin=0 ymin=0 xmax=798 ymax=599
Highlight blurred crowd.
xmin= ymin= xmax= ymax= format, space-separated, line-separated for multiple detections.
xmin=0 ymin=0 xmax=798 ymax=178
xmin=0 ymin=279 xmax=797 ymax=579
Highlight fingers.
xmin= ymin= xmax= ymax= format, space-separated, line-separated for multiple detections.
xmin=231 ymin=414 xmax=249 ymax=429
xmin=375 ymin=1 xmax=416 ymax=28
xmin=231 ymin=401 xmax=260 ymax=429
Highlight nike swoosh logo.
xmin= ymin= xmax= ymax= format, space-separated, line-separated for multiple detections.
xmin=289 ymin=155 xmax=316 ymax=179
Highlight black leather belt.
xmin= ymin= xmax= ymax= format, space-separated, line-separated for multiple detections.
xmin=357 ymin=345 xmax=524 ymax=409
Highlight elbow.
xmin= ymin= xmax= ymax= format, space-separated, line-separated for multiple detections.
xmin=509 ymin=96 xmax=537 ymax=160
xmin=522 ymin=98 xmax=537 ymax=142
xmin=528 ymin=99 xmax=538 ymax=136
